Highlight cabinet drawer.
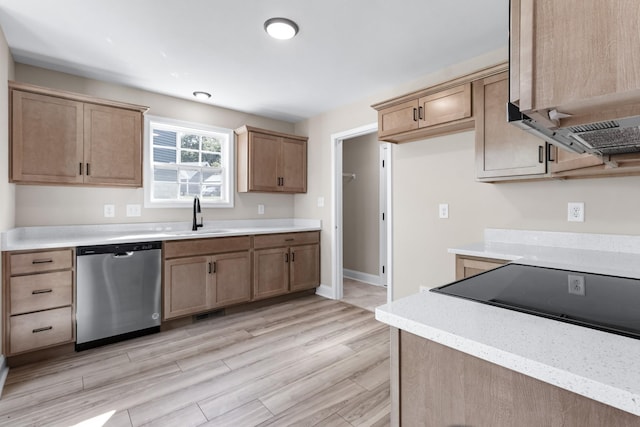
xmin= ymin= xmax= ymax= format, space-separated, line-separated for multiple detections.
xmin=10 ymin=249 xmax=73 ymax=275
xmin=10 ymin=271 xmax=73 ymax=315
xmin=163 ymin=236 xmax=251 ymax=259
xmin=9 ymin=306 xmax=73 ymax=354
xmin=253 ymin=231 xmax=320 ymax=249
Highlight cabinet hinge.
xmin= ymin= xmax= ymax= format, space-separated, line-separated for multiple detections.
xmin=382 ymin=160 xmax=385 ymax=168
xmin=382 ymin=265 xmax=385 ymax=274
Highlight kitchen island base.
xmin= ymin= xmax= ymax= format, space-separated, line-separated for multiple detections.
xmin=391 ymin=328 xmax=639 ymax=426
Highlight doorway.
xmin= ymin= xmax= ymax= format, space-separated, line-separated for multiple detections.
xmin=330 ymin=123 xmax=393 ymax=305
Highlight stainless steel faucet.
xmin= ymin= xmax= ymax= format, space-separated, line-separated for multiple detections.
xmin=192 ymin=196 xmax=203 ymax=231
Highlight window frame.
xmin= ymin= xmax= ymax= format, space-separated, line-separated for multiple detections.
xmin=143 ymin=115 xmax=235 ymax=208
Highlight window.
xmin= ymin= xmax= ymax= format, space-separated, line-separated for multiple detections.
xmin=144 ymin=115 xmax=234 ymax=208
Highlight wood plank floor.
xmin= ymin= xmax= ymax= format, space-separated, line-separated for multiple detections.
xmin=342 ymin=279 xmax=387 ymax=312
xmin=0 ymin=296 xmax=390 ymax=427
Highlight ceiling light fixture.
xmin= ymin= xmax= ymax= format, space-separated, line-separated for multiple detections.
xmin=264 ymin=17 xmax=299 ymax=40
xmin=192 ymin=91 xmax=211 ymax=100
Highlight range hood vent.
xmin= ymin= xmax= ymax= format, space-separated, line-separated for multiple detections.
xmin=508 ymin=102 xmax=640 ymax=156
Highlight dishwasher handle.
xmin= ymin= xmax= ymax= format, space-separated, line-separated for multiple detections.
xmin=113 ymin=251 xmax=134 ymax=258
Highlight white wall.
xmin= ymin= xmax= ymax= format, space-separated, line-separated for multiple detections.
xmin=295 ymin=47 xmax=640 ymax=300
xmin=1 ymin=25 xmax=16 ymax=357
xmin=13 ymin=64 xmax=298 ymax=226
xmin=343 ymin=133 xmax=379 ymax=276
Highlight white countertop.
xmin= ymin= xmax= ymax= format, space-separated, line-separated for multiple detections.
xmin=1 ymin=218 xmax=322 ymax=251
xmin=376 ymin=228 xmax=640 ymax=417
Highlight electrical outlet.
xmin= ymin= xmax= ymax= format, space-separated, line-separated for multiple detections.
xmin=567 ymin=202 xmax=585 ymax=222
xmin=439 ymin=203 xmax=449 ymax=219
xmin=568 ymin=274 xmax=586 ymax=296
xmin=258 ymin=204 xmax=265 ymax=215
xmin=103 ymin=204 xmax=115 ymax=218
xmin=126 ymin=204 xmax=141 ymax=217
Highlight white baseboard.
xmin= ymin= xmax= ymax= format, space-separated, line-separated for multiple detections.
xmin=0 ymin=355 xmax=8 ymax=399
xmin=343 ymin=268 xmax=384 ymax=287
xmin=315 ymin=283 xmax=333 ymax=299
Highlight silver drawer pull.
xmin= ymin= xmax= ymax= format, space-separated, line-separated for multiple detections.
xmin=32 ymin=289 xmax=53 ymax=295
xmin=32 ymin=258 xmax=53 ymax=264
xmin=32 ymin=326 xmax=53 ymax=333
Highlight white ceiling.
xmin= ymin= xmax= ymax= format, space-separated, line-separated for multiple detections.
xmin=0 ymin=0 xmax=508 ymax=123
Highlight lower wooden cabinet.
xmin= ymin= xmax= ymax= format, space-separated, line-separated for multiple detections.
xmin=392 ymin=329 xmax=639 ymax=426
xmin=253 ymin=232 xmax=320 ymax=301
xmin=2 ymin=248 xmax=75 ymax=356
xmin=455 ymin=254 xmax=508 ymax=280
xmin=163 ymin=236 xmax=251 ymax=320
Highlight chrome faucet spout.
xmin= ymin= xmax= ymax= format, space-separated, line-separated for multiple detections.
xmin=192 ymin=196 xmax=203 ymax=231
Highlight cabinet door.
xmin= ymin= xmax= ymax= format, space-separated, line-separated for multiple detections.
xmin=378 ymin=99 xmax=420 ymax=138
xmin=514 ymin=0 xmax=640 ymax=122
xmin=289 ymin=244 xmax=320 ymax=292
xmin=11 ymin=90 xmax=84 ymax=184
xmin=419 ymin=83 xmax=471 ymax=128
xmin=248 ymin=132 xmax=280 ymax=191
xmin=84 ymin=104 xmax=142 ymax=186
xmin=280 ymin=137 xmax=306 ymax=193
xmin=475 ymin=73 xmax=547 ymax=179
xmin=253 ymin=247 xmax=289 ymax=300
xmin=163 ymin=256 xmax=211 ymax=320
xmin=212 ymin=252 xmax=251 ymax=307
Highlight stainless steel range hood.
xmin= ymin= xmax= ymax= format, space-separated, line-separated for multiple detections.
xmin=507 ymin=102 xmax=640 ymax=156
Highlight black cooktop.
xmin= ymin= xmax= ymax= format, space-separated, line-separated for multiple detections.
xmin=431 ymin=263 xmax=640 ymax=340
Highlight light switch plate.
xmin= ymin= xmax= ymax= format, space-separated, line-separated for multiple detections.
xmin=103 ymin=204 xmax=115 ymax=218
xmin=258 ymin=204 xmax=265 ymax=215
xmin=317 ymin=197 xmax=325 ymax=208
xmin=126 ymin=204 xmax=141 ymax=217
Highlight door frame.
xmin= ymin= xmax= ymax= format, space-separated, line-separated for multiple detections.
xmin=330 ymin=123 xmax=393 ymax=303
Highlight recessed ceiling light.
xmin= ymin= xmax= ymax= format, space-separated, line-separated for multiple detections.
xmin=264 ymin=17 xmax=299 ymax=40
xmin=193 ymin=91 xmax=211 ymax=100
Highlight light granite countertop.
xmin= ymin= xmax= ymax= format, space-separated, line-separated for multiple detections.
xmin=376 ymin=228 xmax=640 ymax=417
xmin=1 ymin=218 xmax=322 ymax=251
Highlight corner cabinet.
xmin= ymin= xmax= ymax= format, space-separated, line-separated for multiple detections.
xmin=162 ymin=236 xmax=252 ymax=320
xmin=253 ymin=232 xmax=320 ymax=300
xmin=235 ymin=126 xmax=307 ymax=193
xmin=2 ymin=248 xmax=75 ymax=356
xmin=10 ymin=81 xmax=147 ymax=187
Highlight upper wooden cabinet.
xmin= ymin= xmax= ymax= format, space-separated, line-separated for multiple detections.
xmin=474 ymin=72 xmax=549 ymax=180
xmin=235 ymin=126 xmax=307 ymax=193
xmin=510 ymin=0 xmax=640 ymax=128
xmin=10 ymin=81 xmax=147 ymax=187
xmin=374 ymin=83 xmax=473 ymax=143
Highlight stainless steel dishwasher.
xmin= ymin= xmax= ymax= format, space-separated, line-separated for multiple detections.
xmin=76 ymin=241 xmax=162 ymax=350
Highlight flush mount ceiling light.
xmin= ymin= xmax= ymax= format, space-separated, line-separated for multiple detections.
xmin=264 ymin=17 xmax=299 ymax=40
xmin=193 ymin=91 xmax=211 ymax=100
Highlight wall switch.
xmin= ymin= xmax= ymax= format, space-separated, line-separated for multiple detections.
xmin=103 ymin=204 xmax=115 ymax=218
xmin=258 ymin=204 xmax=265 ymax=215
xmin=568 ymin=202 xmax=585 ymax=222
xmin=439 ymin=203 xmax=449 ymax=219
xmin=317 ymin=196 xmax=325 ymax=208
xmin=126 ymin=204 xmax=141 ymax=217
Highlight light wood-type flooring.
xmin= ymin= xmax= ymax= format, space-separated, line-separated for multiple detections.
xmin=342 ymin=279 xmax=387 ymax=312
xmin=0 ymin=295 xmax=390 ymax=427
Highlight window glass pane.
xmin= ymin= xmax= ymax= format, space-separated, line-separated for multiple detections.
xmin=153 ymin=169 xmax=177 ymax=182
xmin=181 ymin=134 xmax=200 ymax=150
xmin=179 ymin=183 xmax=201 ymax=198
xmin=181 ymin=150 xmax=199 ymax=164
xmin=153 ymin=129 xmax=176 ymax=147
xmin=202 ymin=185 xmax=221 ymax=199
xmin=153 ymin=147 xmax=176 ymax=163
xmin=202 ymin=153 xmax=220 ymax=167
xmin=202 ymin=136 xmax=221 ymax=153
xmin=153 ymin=182 xmax=178 ymax=200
